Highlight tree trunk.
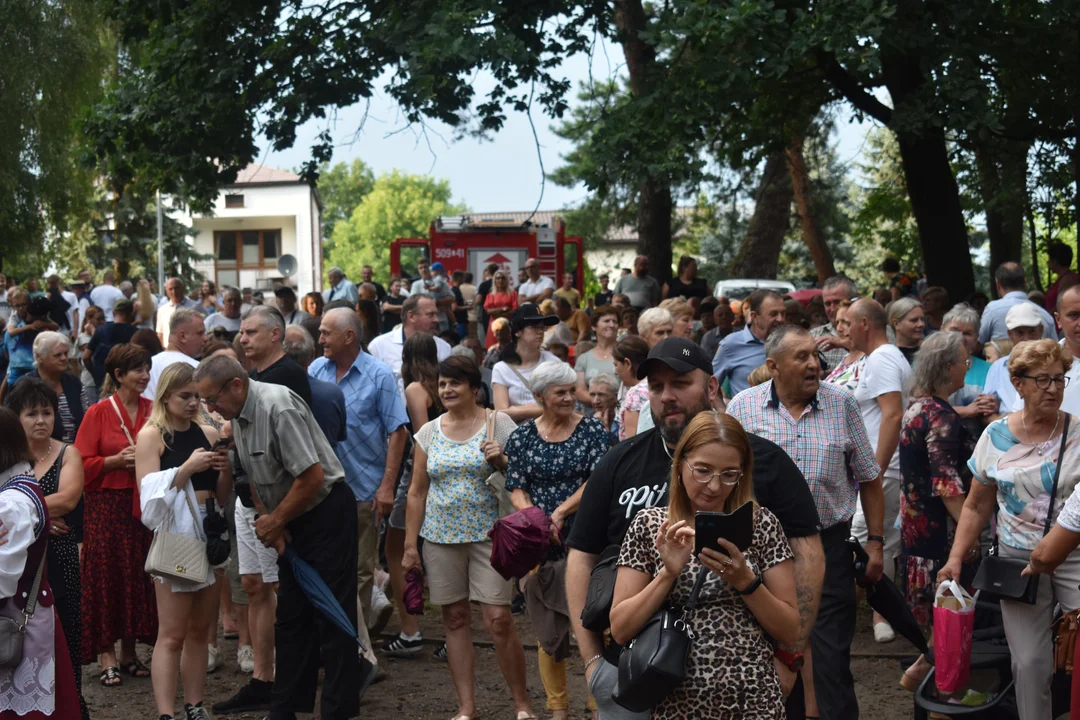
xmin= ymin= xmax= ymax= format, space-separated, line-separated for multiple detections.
xmin=729 ymin=152 xmax=793 ymax=279
xmin=614 ymin=0 xmax=673 ymax=283
xmin=786 ymin=136 xmax=835 ymax=283
xmin=976 ymin=137 xmax=1029 ymax=295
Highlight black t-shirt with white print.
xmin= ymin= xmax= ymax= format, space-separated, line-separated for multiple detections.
xmin=566 ymin=427 xmax=821 ymax=555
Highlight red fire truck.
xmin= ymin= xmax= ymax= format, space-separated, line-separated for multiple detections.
xmin=389 ymin=215 xmax=584 ymax=290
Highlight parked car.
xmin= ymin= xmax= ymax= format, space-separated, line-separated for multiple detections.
xmin=712 ymin=278 xmax=796 ymax=301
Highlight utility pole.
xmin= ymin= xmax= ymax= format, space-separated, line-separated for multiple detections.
xmin=156 ymin=190 xmax=164 ymax=290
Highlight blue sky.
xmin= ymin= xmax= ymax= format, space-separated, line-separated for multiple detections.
xmin=259 ymin=44 xmax=879 ymax=213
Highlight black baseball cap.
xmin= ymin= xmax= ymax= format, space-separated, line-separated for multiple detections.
xmin=274 ymin=286 xmax=297 ymax=299
xmin=510 ymin=303 xmax=560 ymax=331
xmin=637 ymin=337 xmax=714 ymax=380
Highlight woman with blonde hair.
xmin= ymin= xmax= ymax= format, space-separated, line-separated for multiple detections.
xmin=136 ymin=362 xmax=230 ymax=720
xmin=135 ymin=279 xmax=157 ymax=329
xmin=888 ymin=297 xmax=925 ymax=365
xmin=611 ymin=412 xmax=798 ymax=719
xmin=659 ymin=298 xmax=693 ymax=339
xmin=823 ymin=300 xmax=865 ymax=392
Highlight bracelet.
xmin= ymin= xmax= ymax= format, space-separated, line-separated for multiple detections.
xmin=866 ymin=535 xmax=885 ymax=544
xmin=736 ymin=574 xmax=763 ymax=596
xmin=584 ymin=654 xmax=604 ymax=674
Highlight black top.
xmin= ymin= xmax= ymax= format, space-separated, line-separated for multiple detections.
xmin=160 ymin=424 xmax=218 ymax=492
xmin=594 ymin=290 xmax=614 ymax=307
xmin=381 ymin=295 xmax=404 ymax=331
xmin=451 ymin=286 xmax=467 ymax=324
xmin=371 ymin=281 xmax=387 ymax=303
xmin=88 ymin=322 xmax=139 ymax=386
xmin=665 ymin=277 xmax=710 ymax=301
xmin=249 ymin=353 xmax=313 ymax=407
xmin=566 ymin=427 xmax=821 ymax=555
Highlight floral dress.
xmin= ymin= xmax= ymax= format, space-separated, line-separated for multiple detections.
xmin=619 ymin=506 xmax=793 ymax=720
xmin=898 ymin=396 xmax=975 ymax=626
xmin=617 ymin=380 xmax=650 ymax=441
xmin=824 ymin=354 xmax=865 ymax=394
xmin=504 ymin=416 xmax=610 ymax=542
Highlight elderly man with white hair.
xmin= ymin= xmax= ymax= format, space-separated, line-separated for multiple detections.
xmin=309 ymin=308 xmax=410 ymax=682
xmin=322 ymin=266 xmax=358 ymax=306
xmin=20 ymin=330 xmax=88 ymax=442
xmin=983 ymin=302 xmax=1049 ymax=417
xmin=502 ymin=360 xmax=612 ymax=718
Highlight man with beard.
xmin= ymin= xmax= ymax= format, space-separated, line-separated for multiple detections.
xmin=566 ymin=337 xmax=824 ymax=720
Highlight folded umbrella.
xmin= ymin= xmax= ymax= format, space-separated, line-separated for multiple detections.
xmin=282 ymin=544 xmax=368 ymax=654
xmin=488 ymin=506 xmax=551 ymax=581
xmin=848 ymin=537 xmax=929 ymax=655
xmin=403 ymin=567 xmax=425 ymax=616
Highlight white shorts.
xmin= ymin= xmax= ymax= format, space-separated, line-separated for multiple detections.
xmin=234 ymin=502 xmax=280 ymax=584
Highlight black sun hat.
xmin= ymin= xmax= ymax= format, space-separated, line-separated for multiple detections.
xmin=510 ymin=304 xmax=560 ymax=332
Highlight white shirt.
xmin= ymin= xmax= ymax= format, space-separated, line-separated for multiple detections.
xmin=853 ymin=344 xmax=911 ymax=478
xmin=204 ymin=313 xmax=242 ymax=335
xmin=142 ymin=351 xmax=199 ymax=400
xmin=491 ymin=351 xmax=560 ymax=409
xmin=90 ymin=284 xmax=126 ymax=322
xmin=155 ymin=298 xmax=201 ymax=346
xmin=0 ymin=465 xmax=42 ymax=601
xmin=518 ymin=276 xmax=555 ymax=301
xmin=61 ymin=290 xmax=78 ymax=333
xmin=367 ymin=326 xmax=452 ymax=398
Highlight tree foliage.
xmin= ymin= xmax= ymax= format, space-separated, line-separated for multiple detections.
xmin=316 ymin=159 xmax=376 ymax=247
xmin=327 ymin=171 xmax=466 ymax=280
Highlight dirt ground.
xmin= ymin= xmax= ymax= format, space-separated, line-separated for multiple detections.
xmin=82 ymin=603 xmax=920 ymax=720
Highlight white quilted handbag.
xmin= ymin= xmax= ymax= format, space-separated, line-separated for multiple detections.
xmin=144 ymin=486 xmax=208 ymax=586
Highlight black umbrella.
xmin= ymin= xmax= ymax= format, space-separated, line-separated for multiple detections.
xmin=848 ymin=537 xmax=929 ymax=655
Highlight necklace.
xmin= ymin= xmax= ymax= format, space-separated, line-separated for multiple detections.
xmin=33 ymin=439 xmax=53 ymax=467
xmin=660 ymin=436 xmax=674 ymax=461
xmin=1022 ymin=410 xmax=1060 ymax=455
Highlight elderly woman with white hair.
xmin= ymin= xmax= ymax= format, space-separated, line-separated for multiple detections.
xmin=636 ymin=307 xmax=674 ymax=348
xmin=21 ymin=330 xmax=89 ymax=442
xmin=588 ymin=373 xmax=619 ymax=445
xmin=888 ymin=296 xmax=925 ymax=365
xmin=503 ymin=361 xmax=611 ymax=720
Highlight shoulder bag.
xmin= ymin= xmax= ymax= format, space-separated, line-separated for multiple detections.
xmin=973 ymin=414 xmax=1070 ymax=605
xmin=613 ymin=566 xmax=709 ymax=712
xmin=484 ymin=411 xmax=515 ymax=518
xmin=0 ymin=553 xmax=46 ymax=669
xmin=580 ymin=544 xmax=622 ymax=632
xmin=145 ymin=482 xmax=209 ymax=587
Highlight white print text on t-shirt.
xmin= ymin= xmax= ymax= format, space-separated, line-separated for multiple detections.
xmin=620 ymin=482 xmax=668 ymax=519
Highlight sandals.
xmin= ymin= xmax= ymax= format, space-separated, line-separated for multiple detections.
xmin=120 ymin=658 xmax=151 ymax=678
xmin=99 ymin=666 xmax=121 ymax=687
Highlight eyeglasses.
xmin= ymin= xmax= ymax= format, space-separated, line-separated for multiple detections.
xmin=683 ymin=461 xmax=742 ymax=486
xmin=1018 ymin=374 xmax=1070 ymax=389
xmin=202 ymin=379 xmax=234 ymax=405
xmin=964 ymin=357 xmax=972 ymax=368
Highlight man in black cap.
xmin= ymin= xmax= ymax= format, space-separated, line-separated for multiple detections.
xmin=565 ymin=337 xmax=824 ymax=720
xmin=274 ymin=286 xmax=310 ymax=326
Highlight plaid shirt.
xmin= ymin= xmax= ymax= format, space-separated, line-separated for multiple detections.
xmin=810 ymin=323 xmax=848 ymax=375
xmin=728 ymin=379 xmax=879 ymax=528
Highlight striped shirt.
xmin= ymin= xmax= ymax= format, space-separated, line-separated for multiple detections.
xmin=728 ymin=380 xmax=879 ymax=528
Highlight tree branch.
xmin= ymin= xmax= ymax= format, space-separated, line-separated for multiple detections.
xmin=815 ymin=51 xmax=893 ymax=125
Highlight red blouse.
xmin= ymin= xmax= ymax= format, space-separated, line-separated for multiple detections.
xmin=74 ymin=396 xmax=152 ymax=492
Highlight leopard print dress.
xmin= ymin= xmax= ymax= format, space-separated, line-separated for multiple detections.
xmin=618 ymin=505 xmax=794 ymax=720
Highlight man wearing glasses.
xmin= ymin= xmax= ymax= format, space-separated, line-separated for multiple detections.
xmin=729 ymin=323 xmax=882 ymax=720
xmin=984 ymin=303 xmax=1053 ymax=417
xmin=567 ymin=337 xmax=822 ymax=720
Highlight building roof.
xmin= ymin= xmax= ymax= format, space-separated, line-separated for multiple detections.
xmin=232 ymin=163 xmax=302 ymax=185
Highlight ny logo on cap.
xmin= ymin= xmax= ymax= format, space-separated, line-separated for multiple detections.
xmin=683 ymin=349 xmax=691 ymax=357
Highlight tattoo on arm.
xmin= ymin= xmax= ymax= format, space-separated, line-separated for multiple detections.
xmin=785 ymin=534 xmax=825 ymax=652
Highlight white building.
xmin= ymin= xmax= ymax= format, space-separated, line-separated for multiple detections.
xmin=176 ymin=164 xmax=324 ymax=296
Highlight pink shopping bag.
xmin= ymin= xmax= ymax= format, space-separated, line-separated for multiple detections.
xmin=933 ymin=580 xmax=976 ymax=694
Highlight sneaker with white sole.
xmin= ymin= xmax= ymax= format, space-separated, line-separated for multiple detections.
xmin=368 ymin=586 xmax=394 ymax=636
xmin=382 ymin=633 xmax=423 ymax=657
xmin=207 ymin=644 xmax=221 ymax=673
xmin=237 ymin=645 xmax=254 ymax=674
xmin=874 ymin=621 xmax=896 ymax=643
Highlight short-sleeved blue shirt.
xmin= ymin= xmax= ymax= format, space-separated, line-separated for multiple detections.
xmin=712 ymin=326 xmax=766 ymax=398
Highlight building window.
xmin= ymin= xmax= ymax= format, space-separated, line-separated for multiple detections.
xmin=214 ymin=230 xmax=281 ymax=287
xmin=225 ymin=194 xmax=245 ymax=208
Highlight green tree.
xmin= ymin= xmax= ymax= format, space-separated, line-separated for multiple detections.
xmin=328 ymin=171 xmax=465 ymax=280
xmin=316 ymin=159 xmax=375 ymax=246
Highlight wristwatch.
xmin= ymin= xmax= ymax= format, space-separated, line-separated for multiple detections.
xmin=736 ymin=574 xmax=763 ymax=596
xmin=867 ymin=535 xmax=885 ymax=544
xmin=774 ymin=648 xmax=804 ymax=672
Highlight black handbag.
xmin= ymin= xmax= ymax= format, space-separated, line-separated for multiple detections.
xmin=612 ymin=566 xmax=708 ymax=712
xmin=581 ymin=545 xmax=621 ymax=632
xmin=973 ymin=414 xmax=1070 ymax=605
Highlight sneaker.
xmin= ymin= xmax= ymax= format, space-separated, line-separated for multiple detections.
xmin=368 ymin=586 xmax=394 ymax=636
xmin=382 ymin=633 xmax=424 ymax=657
xmin=237 ymin=645 xmax=254 ymax=674
xmin=874 ymin=621 xmax=896 ymax=643
xmin=207 ymin=645 xmax=221 ymax=674
xmin=212 ymin=679 xmax=273 ymax=715
xmin=184 ymin=702 xmax=212 ymax=720
xmin=432 ymin=643 xmax=448 ymax=662
xmin=511 ymin=592 xmax=526 ymax=616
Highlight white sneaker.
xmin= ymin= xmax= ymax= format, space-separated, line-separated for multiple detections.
xmin=368 ymin=585 xmax=394 ymax=636
xmin=237 ymin=644 xmax=255 ymax=674
xmin=207 ymin=644 xmax=222 ymax=673
xmin=874 ymin=621 xmax=896 ymax=643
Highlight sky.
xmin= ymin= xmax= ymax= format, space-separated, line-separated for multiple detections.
xmin=259 ymin=42 xmax=880 ymax=214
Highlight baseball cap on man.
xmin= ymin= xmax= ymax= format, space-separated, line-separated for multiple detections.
xmin=430 ymin=262 xmax=445 ymax=272
xmin=1005 ymin=302 xmax=1043 ymax=330
xmin=637 ymin=337 xmax=713 ymax=380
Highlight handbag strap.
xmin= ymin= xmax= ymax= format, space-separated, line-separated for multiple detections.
xmin=109 ymin=395 xmax=136 ymax=447
xmin=180 ymin=482 xmax=204 ymax=542
xmin=1043 ymin=413 xmax=1071 ymax=538
xmin=21 ymin=552 xmax=47 ymax=624
xmin=679 ymin=566 xmax=711 ymax=622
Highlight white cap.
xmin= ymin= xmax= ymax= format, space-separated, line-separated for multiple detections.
xmin=1005 ymin=302 xmax=1043 ymax=331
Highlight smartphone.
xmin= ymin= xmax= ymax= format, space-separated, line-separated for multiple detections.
xmin=211 ymin=438 xmax=232 ymax=451
xmin=694 ymin=501 xmax=754 ymax=557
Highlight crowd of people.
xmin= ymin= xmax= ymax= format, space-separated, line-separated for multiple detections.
xmin=0 ymin=247 xmax=1078 ymax=720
